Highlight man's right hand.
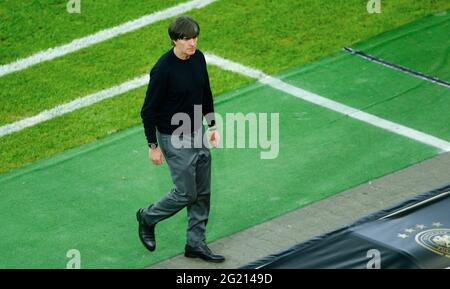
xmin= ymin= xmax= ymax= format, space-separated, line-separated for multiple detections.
xmin=149 ymin=147 xmax=164 ymax=165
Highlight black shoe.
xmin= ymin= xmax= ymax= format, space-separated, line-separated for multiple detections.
xmin=184 ymin=244 xmax=225 ymax=263
xmin=136 ymin=208 xmax=156 ymax=252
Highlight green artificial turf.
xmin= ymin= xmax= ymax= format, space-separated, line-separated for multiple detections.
xmin=1 ymin=0 xmax=449 ymax=173
xmin=0 ymin=80 xmax=437 ymax=268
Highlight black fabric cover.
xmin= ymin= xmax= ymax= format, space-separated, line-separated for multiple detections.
xmin=241 ymin=184 xmax=450 ymax=269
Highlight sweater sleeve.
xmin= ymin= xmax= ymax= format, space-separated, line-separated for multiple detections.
xmin=201 ymin=56 xmax=216 ymax=127
xmin=141 ymin=63 xmax=167 ymax=144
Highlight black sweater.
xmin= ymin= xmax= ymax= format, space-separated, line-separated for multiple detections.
xmin=141 ymin=49 xmax=215 ymax=144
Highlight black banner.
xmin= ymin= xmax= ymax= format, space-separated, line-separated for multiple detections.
xmin=242 ymin=184 xmax=450 ymax=269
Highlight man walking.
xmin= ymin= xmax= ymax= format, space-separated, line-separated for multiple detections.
xmin=136 ymin=16 xmax=224 ymax=263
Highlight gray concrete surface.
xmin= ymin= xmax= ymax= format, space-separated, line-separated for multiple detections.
xmin=149 ymin=152 xmax=450 ymax=269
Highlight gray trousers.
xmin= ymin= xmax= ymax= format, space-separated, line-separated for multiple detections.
xmin=142 ymin=129 xmax=211 ymax=247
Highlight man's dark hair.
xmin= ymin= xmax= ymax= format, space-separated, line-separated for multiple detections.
xmin=168 ymin=16 xmax=200 ymax=46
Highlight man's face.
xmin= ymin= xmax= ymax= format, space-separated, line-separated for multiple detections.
xmin=174 ymin=36 xmax=198 ymax=57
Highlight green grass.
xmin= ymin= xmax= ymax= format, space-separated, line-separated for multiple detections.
xmin=1 ymin=0 xmax=449 ymax=173
xmin=0 ymin=0 xmax=184 ymax=65
xmin=0 ymin=67 xmax=250 ymax=172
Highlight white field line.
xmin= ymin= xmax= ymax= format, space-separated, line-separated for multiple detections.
xmin=204 ymin=53 xmax=450 ymax=152
xmin=1 ymin=52 xmax=449 ymax=153
xmin=0 ymin=75 xmax=148 ymax=137
xmin=0 ymin=0 xmax=217 ymax=77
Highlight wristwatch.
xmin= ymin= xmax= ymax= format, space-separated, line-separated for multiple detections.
xmin=149 ymin=142 xmax=158 ymax=149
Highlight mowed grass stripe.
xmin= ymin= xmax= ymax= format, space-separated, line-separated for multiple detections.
xmin=1 ymin=0 xmax=449 ymax=124
xmin=0 ymin=75 xmax=148 ymax=137
xmin=0 ymin=0 xmax=216 ymax=71
xmin=0 ymin=0 xmax=183 ymax=65
xmin=0 ymin=66 xmax=252 ymax=174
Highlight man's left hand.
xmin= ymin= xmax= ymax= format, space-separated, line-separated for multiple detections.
xmin=209 ymin=130 xmax=220 ymax=148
